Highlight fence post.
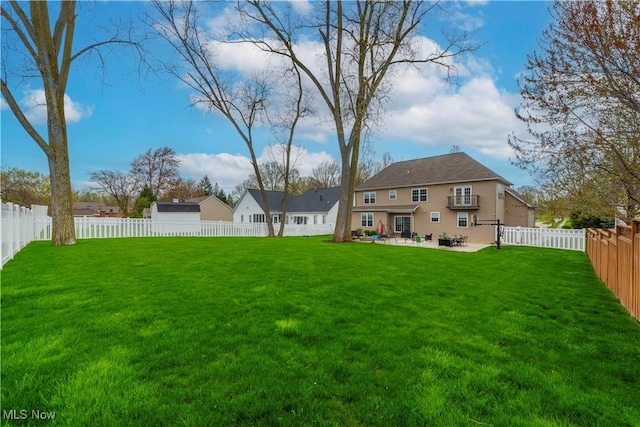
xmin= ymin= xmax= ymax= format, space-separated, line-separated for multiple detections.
xmin=633 ymin=220 xmax=639 ymax=320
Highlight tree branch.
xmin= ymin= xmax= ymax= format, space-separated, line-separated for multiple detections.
xmin=0 ymin=79 xmax=51 ymax=156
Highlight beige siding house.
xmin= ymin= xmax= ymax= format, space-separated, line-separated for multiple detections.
xmin=352 ymin=152 xmax=535 ymax=243
xmin=187 ymin=195 xmax=233 ymax=221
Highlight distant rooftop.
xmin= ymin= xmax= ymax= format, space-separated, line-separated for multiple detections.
xmin=154 ymin=202 xmax=200 ymax=213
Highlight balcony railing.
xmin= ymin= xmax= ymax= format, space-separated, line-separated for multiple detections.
xmin=446 ymin=195 xmax=480 ymax=210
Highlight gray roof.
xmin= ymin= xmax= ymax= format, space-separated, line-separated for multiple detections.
xmin=155 ymin=202 xmax=200 ymax=213
xmin=356 ymin=152 xmax=512 ymax=191
xmin=246 ymin=187 xmax=341 ymax=213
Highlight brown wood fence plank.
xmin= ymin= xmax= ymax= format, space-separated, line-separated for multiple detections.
xmin=587 ymin=222 xmax=639 ymax=322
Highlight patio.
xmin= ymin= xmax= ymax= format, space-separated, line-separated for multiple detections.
xmin=366 ymin=236 xmax=491 ymax=252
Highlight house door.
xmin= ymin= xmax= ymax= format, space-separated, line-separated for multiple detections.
xmin=454 ymin=186 xmax=472 ymax=206
xmin=394 ymin=216 xmax=411 ymax=233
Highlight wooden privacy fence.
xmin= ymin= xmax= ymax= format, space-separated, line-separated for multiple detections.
xmin=502 ymin=226 xmax=586 ymax=251
xmin=587 ymin=221 xmax=640 ymax=322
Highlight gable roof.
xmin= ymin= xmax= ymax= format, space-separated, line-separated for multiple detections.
xmin=356 ymin=152 xmax=512 ymax=191
xmin=289 ymin=187 xmax=341 ymax=212
xmin=154 ymin=202 xmax=200 ymax=213
xmin=244 ymin=187 xmax=341 ymax=213
xmin=505 ymin=187 xmax=535 ymax=209
xmin=186 ymin=195 xmax=232 ymax=210
xmin=187 ymin=196 xmax=209 ymax=204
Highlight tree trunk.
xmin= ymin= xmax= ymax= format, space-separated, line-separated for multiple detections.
xmin=47 ymin=111 xmax=76 ymax=246
xmin=333 ymin=153 xmax=357 ymax=242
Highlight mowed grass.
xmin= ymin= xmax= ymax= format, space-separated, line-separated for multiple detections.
xmin=2 ymin=237 xmax=639 ymax=426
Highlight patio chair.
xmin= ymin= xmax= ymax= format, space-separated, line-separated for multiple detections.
xmin=424 ymin=233 xmax=432 ymax=241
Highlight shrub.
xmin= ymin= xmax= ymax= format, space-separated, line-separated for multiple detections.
xmin=570 ymin=210 xmax=615 ymax=229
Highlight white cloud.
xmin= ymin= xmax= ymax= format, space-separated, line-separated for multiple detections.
xmin=258 ymin=144 xmax=335 ymax=176
xmin=0 ymin=97 xmax=7 ymax=110
xmin=177 ymin=152 xmax=253 ymax=192
xmin=204 ymin=39 xmax=276 ymax=75
xmin=382 ymin=76 xmax=523 ymax=159
xmin=177 ymin=145 xmax=336 ymax=193
xmin=188 ymin=8 xmax=523 ymax=166
xmin=21 ymin=89 xmax=94 ymax=125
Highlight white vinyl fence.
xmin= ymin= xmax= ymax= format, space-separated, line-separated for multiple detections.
xmin=1 ymin=202 xmax=334 ymax=269
xmin=32 ymin=216 xmax=333 ymax=240
xmin=502 ymin=226 xmax=586 ymax=251
xmin=1 ymin=202 xmax=35 ymax=268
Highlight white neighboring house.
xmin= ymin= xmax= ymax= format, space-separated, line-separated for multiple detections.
xmin=233 ymin=187 xmax=340 ymax=229
xmin=150 ymin=200 xmax=201 ymax=233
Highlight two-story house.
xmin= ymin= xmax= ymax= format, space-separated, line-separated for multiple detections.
xmin=352 ymin=152 xmax=535 ymax=243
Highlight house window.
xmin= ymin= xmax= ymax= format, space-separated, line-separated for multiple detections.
xmin=241 ymin=215 xmax=244 ymax=223
xmin=361 ymin=213 xmax=373 ymax=227
xmin=395 ymin=216 xmax=411 ymax=233
xmin=322 ymin=215 xmax=327 ymax=225
xmin=411 ymin=188 xmax=428 ymax=202
xmin=457 ymin=212 xmax=468 ymax=228
xmin=293 ymin=216 xmax=308 ymax=225
xmin=497 ymin=184 xmax=504 ymax=200
xmin=314 ymin=215 xmax=318 ymax=225
xmin=364 ymin=192 xmax=376 ymax=204
xmin=430 ymin=212 xmax=440 ymax=223
xmin=389 ymin=190 xmax=397 ymax=200
xmin=253 ymin=214 xmax=266 ymax=223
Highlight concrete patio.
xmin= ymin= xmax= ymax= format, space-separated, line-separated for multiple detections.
xmin=362 ymin=237 xmax=493 ymax=252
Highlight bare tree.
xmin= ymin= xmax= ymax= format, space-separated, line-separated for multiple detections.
xmin=151 ymin=1 xmax=311 ymax=236
xmin=89 ymin=170 xmax=139 ymax=217
xmin=161 ymin=177 xmax=198 ymax=202
xmin=266 ymin=66 xmax=313 ymax=236
xmin=130 ymin=147 xmax=181 ymax=199
xmin=1 ymin=2 xmax=145 ymax=245
xmin=236 ymin=160 xmax=301 ymax=192
xmin=310 ymin=161 xmax=341 ymax=188
xmin=151 ymin=0 xmax=284 ymax=235
xmin=241 ymin=1 xmax=477 ymax=241
xmin=510 ymin=0 xmax=640 ymax=222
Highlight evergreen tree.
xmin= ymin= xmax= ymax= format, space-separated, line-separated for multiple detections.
xmin=134 ymin=185 xmax=156 ymax=218
xmin=212 ymin=182 xmax=228 ymax=204
xmin=197 ymin=175 xmax=213 ymax=196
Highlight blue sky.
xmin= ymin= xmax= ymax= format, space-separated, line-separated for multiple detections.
xmin=1 ymin=1 xmax=552 ymax=194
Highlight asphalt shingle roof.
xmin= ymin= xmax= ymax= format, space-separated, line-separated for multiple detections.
xmin=155 ymin=202 xmax=200 ymax=213
xmin=356 ymin=152 xmax=512 ymax=191
xmin=247 ymin=187 xmax=341 ymax=213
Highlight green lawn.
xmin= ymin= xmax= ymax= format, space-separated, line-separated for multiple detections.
xmin=2 ymin=237 xmax=639 ymax=426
